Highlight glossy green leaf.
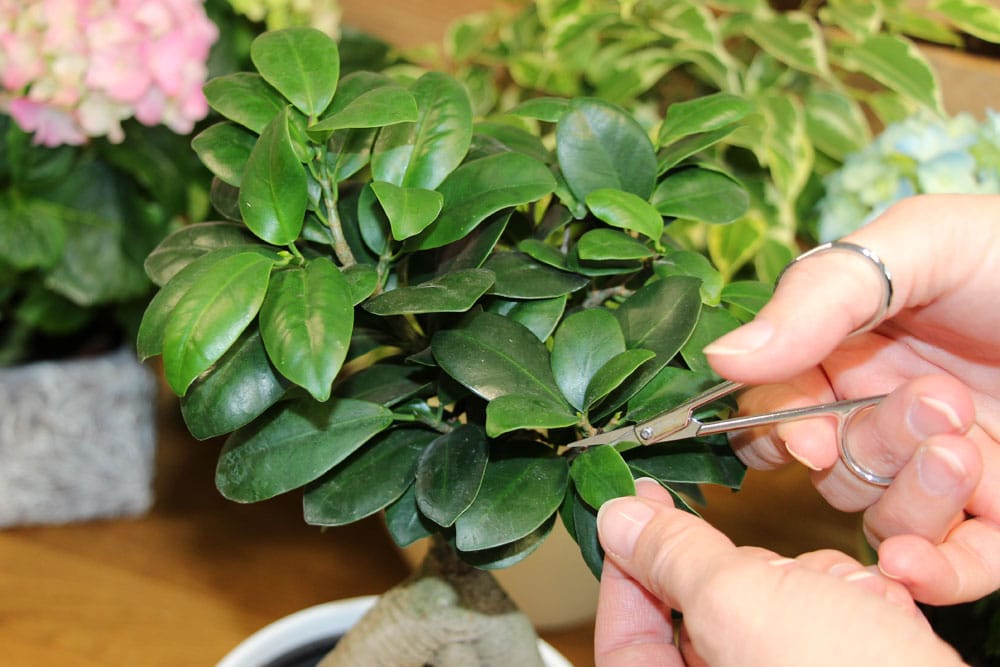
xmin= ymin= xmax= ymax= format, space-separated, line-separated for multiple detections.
xmin=681 ymin=305 xmax=742 ymax=374
xmin=626 ymin=366 xmax=719 ymax=424
xmin=335 ymin=364 xmax=428 ymax=406
xmin=626 ymin=441 xmax=746 ymax=489
xmin=557 ymin=98 xmax=657 ymax=201
xmin=162 ymin=252 xmax=276 ymax=395
xmin=517 ymin=238 xmax=570 ymax=270
xmin=455 ymin=446 xmax=569 ymax=551
xmin=551 ymin=308 xmax=625 ymax=412
xmin=577 ymin=229 xmax=654 ymax=261
xmin=483 ymin=251 xmax=588 ymax=299
xmin=657 ymin=93 xmax=753 ymax=147
xmin=657 ymin=125 xmax=740 ymax=175
xmin=652 ymin=167 xmax=748 ymax=224
xmin=191 ymin=122 xmax=257 ymax=187
xmin=458 ymin=515 xmax=555 ymax=570
xmin=473 ymin=122 xmax=550 ymax=164
xmin=370 ymin=181 xmax=443 ymax=241
xmin=250 ymin=27 xmax=339 ymax=116
xmin=203 ymin=72 xmax=286 ymax=133
xmin=414 ymin=424 xmax=489 ymax=527
xmin=585 ymin=188 xmax=664 ymax=241
xmin=584 ymin=349 xmax=656 ymax=410
xmin=616 ymin=276 xmax=703 ymax=359
xmin=342 ymin=263 xmax=379 ymax=305
xmin=303 ymin=427 xmax=434 ymax=526
xmin=654 ymin=250 xmax=724 ymax=306
xmin=743 ymin=12 xmax=829 ymax=76
xmin=720 ymin=280 xmax=773 ymax=321
xmin=384 ymin=484 xmax=435 ymax=547
xmin=571 ymin=446 xmax=635 ymax=510
xmin=144 ymin=222 xmax=261 ymax=287
xmin=308 ymin=85 xmax=419 ymax=141
xmin=216 ymin=398 xmax=392 ymax=502
xmin=363 ymin=268 xmax=494 ymax=315
xmin=486 ymin=394 xmax=579 ymax=437
xmin=832 ymin=34 xmax=943 ymax=112
xmin=180 ymin=329 xmax=289 ymax=440
xmin=411 ymin=152 xmax=556 ymax=250
xmin=508 ymin=96 xmax=572 ymax=122
xmin=803 ymin=89 xmax=871 ymax=162
xmin=487 ymin=296 xmax=567 ymax=342
xmin=259 ymin=258 xmax=354 ymax=402
xmin=238 ymin=107 xmax=308 ymax=245
xmin=431 ymin=312 xmax=565 ymax=404
xmin=434 ymin=210 xmax=510 ymax=275
xmin=371 ymin=71 xmax=473 ymax=190
xmin=568 ymin=490 xmax=603 ymax=579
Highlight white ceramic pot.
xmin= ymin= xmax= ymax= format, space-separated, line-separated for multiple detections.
xmin=217 ymin=595 xmax=574 ymax=667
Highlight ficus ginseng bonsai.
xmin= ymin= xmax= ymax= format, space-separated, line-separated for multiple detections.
xmin=138 ymin=26 xmax=761 ymax=665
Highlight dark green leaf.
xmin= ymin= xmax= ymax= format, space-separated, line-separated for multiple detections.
xmin=657 ymin=92 xmax=754 ymax=146
xmin=654 ymin=250 xmax=724 ymax=306
xmin=485 ymin=394 xmax=579 ymax=437
xmin=458 ymin=515 xmax=555 ymax=570
xmin=585 ymin=188 xmax=664 ymax=241
xmin=577 ymin=229 xmax=654 ymax=261
xmin=203 ymin=72 xmax=286 ymax=133
xmin=216 ymin=398 xmax=393 ymax=502
xmin=568 ymin=490 xmax=603 ymax=579
xmin=657 ymin=125 xmax=741 ymax=175
xmin=434 ymin=210 xmax=510 ymax=275
xmin=454 ymin=446 xmax=569 ymax=550
xmin=259 ymin=258 xmax=354 ymax=401
xmin=626 ymin=440 xmax=746 ymax=489
xmin=342 ymin=263 xmax=379 ymax=305
xmin=371 ymin=181 xmax=443 ymax=241
xmin=414 ymin=424 xmax=489 ymax=527
xmin=616 ymin=276 xmax=703 ymax=360
xmin=517 ymin=238 xmax=570 ymax=270
xmin=0 ymin=198 xmax=66 ymax=270
xmin=384 ymin=484 xmax=435 ymax=547
xmin=681 ymin=306 xmax=742 ymax=374
xmin=652 ymin=167 xmax=748 ymax=224
xmin=239 ymin=107 xmax=308 ymax=245
xmin=551 ymin=308 xmax=625 ymax=411
xmin=303 ymin=427 xmax=434 ymax=526
xmin=626 ymin=366 xmax=719 ymax=425
xmin=192 ymin=122 xmax=257 ymax=187
xmin=250 ymin=27 xmax=340 ymax=116
xmin=571 ymin=446 xmax=636 ymax=510
xmin=585 ymin=349 xmax=656 ymax=410
xmin=309 ymin=85 xmax=418 ymax=140
xmin=720 ymin=280 xmax=773 ymax=321
xmin=144 ymin=222 xmax=261 ymax=287
xmin=335 ymin=364 xmax=428 ymax=406
xmin=484 ymin=251 xmax=587 ymax=300
xmin=162 ymin=251 xmax=276 ymax=395
xmin=363 ymin=268 xmax=494 ymax=316
xmin=487 ymin=295 xmax=567 ymax=342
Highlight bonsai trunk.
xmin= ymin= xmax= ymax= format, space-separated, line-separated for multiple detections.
xmin=318 ymin=535 xmax=545 ymax=666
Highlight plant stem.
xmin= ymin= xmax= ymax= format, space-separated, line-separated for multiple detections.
xmin=315 ymin=159 xmax=356 ymax=268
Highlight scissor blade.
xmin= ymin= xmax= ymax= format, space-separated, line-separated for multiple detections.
xmin=565 ymin=425 xmax=639 ymax=449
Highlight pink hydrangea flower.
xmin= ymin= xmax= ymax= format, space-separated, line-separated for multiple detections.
xmin=0 ymin=0 xmax=218 ymax=146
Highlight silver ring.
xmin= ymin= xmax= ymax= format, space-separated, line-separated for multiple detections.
xmin=837 ymin=403 xmax=893 ymax=486
xmin=778 ymin=241 xmax=894 ymax=335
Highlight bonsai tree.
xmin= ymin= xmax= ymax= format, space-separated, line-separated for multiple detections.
xmin=139 ymin=27 xmax=761 ymax=665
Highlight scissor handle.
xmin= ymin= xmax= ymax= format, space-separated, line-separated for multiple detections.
xmin=694 ymin=394 xmax=886 ymax=439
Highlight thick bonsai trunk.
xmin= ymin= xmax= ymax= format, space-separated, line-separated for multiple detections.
xmin=318 ymin=535 xmax=545 ymax=667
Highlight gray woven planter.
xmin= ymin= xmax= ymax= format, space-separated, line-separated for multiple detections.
xmin=0 ymin=347 xmax=158 ymax=527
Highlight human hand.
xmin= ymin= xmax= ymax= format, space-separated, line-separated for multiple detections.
xmin=703 ymin=194 xmax=1000 ymax=605
xmin=594 ymin=480 xmax=964 ymax=667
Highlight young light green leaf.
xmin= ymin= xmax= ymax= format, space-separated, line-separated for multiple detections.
xmin=577 ymin=229 xmax=654 ymax=261
xmin=803 ymin=89 xmax=871 ymax=161
xmin=753 ymin=93 xmax=813 ymax=204
xmin=483 ymin=251 xmax=588 ymax=299
xmin=363 ymin=268 xmax=495 ymax=316
xmin=743 ymin=11 xmax=829 ymax=76
xmin=203 ymin=72 xmax=286 ymax=133
xmin=551 ymin=308 xmax=625 ymax=412
xmin=259 ymin=258 xmax=354 ymax=402
xmin=652 ymin=166 xmax=749 ymax=224
xmin=932 ymin=0 xmax=1000 ymax=42
xmin=370 ymin=181 xmax=443 ymax=241
xmin=162 ymin=251 xmax=277 ymax=395
xmin=238 ymin=107 xmax=308 ymax=245
xmin=707 ymin=214 xmax=767 ymax=281
xmin=571 ymin=446 xmax=636 ymax=510
xmin=303 ymin=427 xmax=434 ymax=526
xmin=414 ymin=424 xmax=489 ymax=527
xmin=485 ymin=394 xmax=580 ymax=437
xmin=832 ymin=34 xmax=943 ymax=113
xmin=585 ymin=188 xmax=664 ymax=241
xmin=657 ymin=92 xmax=754 ymax=147
xmin=144 ymin=222 xmax=262 ymax=287
xmin=191 ymin=122 xmax=257 ymax=187
xmin=250 ymin=27 xmax=339 ymax=117
xmin=216 ymin=398 xmax=393 ymax=502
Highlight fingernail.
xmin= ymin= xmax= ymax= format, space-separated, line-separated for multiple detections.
xmin=844 ymin=571 xmax=877 ymax=583
xmin=907 ymin=396 xmax=965 ymax=440
xmin=917 ymin=445 xmax=966 ymax=496
xmin=785 ymin=441 xmax=823 ymax=471
xmin=703 ymin=319 xmax=775 ymax=356
xmin=877 ymin=562 xmax=906 ymax=583
xmin=768 ymin=557 xmax=797 ymax=568
xmin=597 ymin=497 xmax=656 ymax=561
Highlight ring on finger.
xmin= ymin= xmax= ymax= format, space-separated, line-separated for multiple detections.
xmin=838 ymin=402 xmax=894 ymax=487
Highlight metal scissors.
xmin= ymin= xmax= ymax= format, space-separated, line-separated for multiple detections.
xmin=566 ymin=379 xmax=886 ymax=451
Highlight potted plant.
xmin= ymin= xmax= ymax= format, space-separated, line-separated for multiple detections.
xmin=139 ymin=25 xmax=756 ymax=663
xmin=0 ymin=0 xmax=219 ymax=527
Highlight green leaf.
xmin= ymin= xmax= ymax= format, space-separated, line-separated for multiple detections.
xmin=250 ymin=27 xmax=339 ymax=117
xmin=626 ymin=441 xmax=746 ymax=489
xmin=485 ymin=394 xmax=579 ymax=437
xmin=571 ymin=446 xmax=636 ymax=510
xmin=343 ymin=263 xmax=379 ymax=305
xmin=657 ymin=93 xmax=754 ymax=147
xmin=743 ymin=12 xmax=829 ymax=76
xmin=335 ymin=364 xmax=428 ymax=406
xmin=681 ymin=305 xmax=742 ymax=374
xmin=508 ymin=96 xmax=572 ymax=122
xmin=454 ymin=445 xmax=569 ymax=551
xmin=551 ymin=308 xmax=625 ymax=412
xmin=411 ymin=152 xmax=556 ymax=250
xmin=180 ymin=328 xmax=289 ymax=440
xmin=303 ymin=427 xmax=433 ymax=526
xmin=584 ymin=349 xmax=656 ymax=410
xmin=203 ymin=72 xmax=286 ymax=133
xmin=216 ymin=398 xmax=393 ymax=502
xmin=803 ymin=89 xmax=871 ymax=162
xmin=414 ymin=424 xmax=489 ymax=527
xmin=239 ymin=107 xmax=308 ymax=245
xmin=752 ymin=93 xmax=813 ymax=205
xmin=190 ymin=122 xmax=256 ymax=188
xmin=363 ymin=268 xmax=495 ymax=316
xmin=557 ymin=98 xmax=657 ymax=201
xmin=832 ymin=34 xmax=943 ymax=113
xmin=308 ymin=85 xmax=419 ymax=141
xmin=0 ymin=198 xmax=66 ymax=270
xmin=371 ymin=71 xmax=473 ymax=190
xmin=654 ymin=250 xmax=724 ymax=306
xmin=652 ymin=167 xmax=748 ymax=224
xmin=162 ymin=251 xmax=277 ymax=395
xmin=483 ymin=251 xmax=588 ymax=299
xmin=458 ymin=516 xmax=555 ymax=570
xmin=144 ymin=222 xmax=261 ymax=287
xmin=585 ymin=188 xmax=664 ymax=241
xmin=753 ymin=238 xmax=795 ymax=286
xmin=384 ymin=485 xmax=435 ymax=547
xmin=931 ymin=0 xmax=1000 ymax=43
xmin=487 ymin=296 xmax=567 ymax=342
xmin=259 ymin=258 xmax=354 ymax=402
xmin=432 ymin=312 xmax=566 ymax=404
xmin=568 ymin=490 xmax=603 ymax=579
xmin=370 ymin=181 xmax=443 ymax=241
xmin=657 ymin=126 xmax=741 ymax=175
xmin=517 ymin=238 xmax=569 ymax=270
xmin=626 ymin=365 xmax=719 ymax=424
xmin=721 ymin=280 xmax=773 ymax=321
xmin=577 ymin=229 xmax=654 ymax=261
xmin=707 ymin=214 xmax=767 ymax=281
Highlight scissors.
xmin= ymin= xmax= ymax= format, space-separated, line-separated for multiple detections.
xmin=566 ymin=378 xmax=886 ymax=456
